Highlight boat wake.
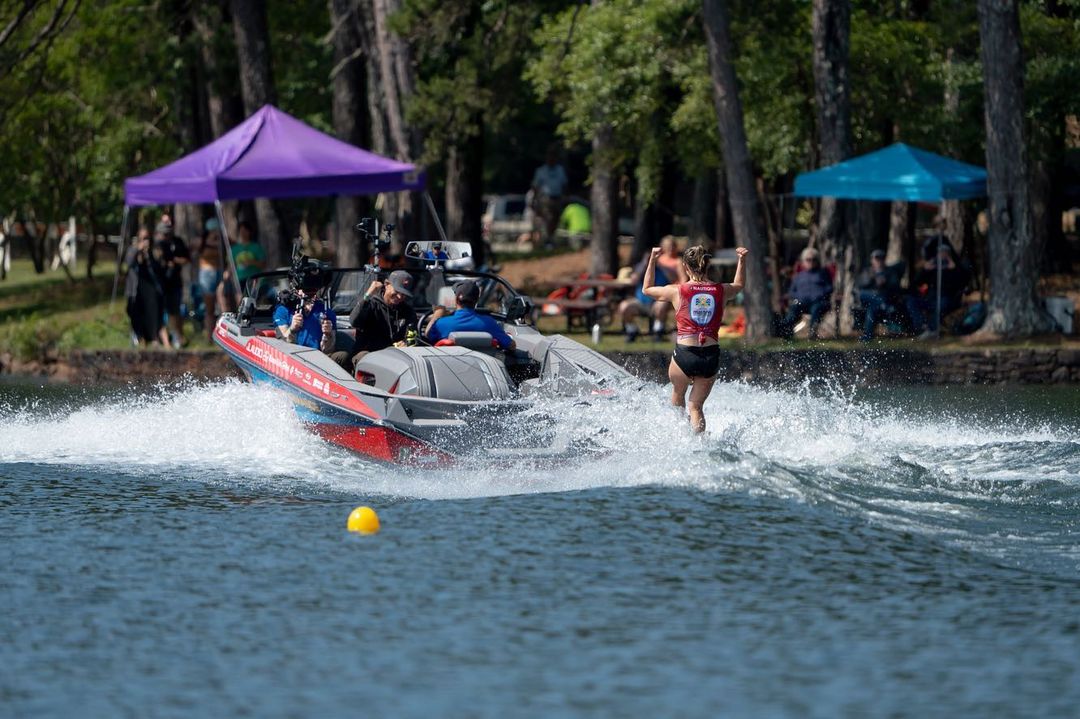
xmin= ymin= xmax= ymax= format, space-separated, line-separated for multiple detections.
xmin=2 ymin=377 xmax=1077 ymax=570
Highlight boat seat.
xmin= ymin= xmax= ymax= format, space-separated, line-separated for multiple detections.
xmin=446 ymin=331 xmax=498 ymax=350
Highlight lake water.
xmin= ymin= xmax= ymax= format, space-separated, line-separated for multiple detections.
xmin=2 ymin=377 xmax=1078 ymax=717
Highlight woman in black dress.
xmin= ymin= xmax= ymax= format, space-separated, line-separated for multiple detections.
xmin=124 ymin=227 xmax=168 ymax=346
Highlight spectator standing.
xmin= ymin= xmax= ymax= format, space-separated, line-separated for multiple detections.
xmin=779 ymin=247 xmax=834 ymax=340
xmin=856 ymin=249 xmax=904 ymax=342
xmin=124 ymin=226 xmax=169 ymax=347
xmin=154 ymin=219 xmax=190 ymax=347
xmin=230 ymin=220 xmax=266 ymax=297
xmin=558 ymin=201 xmax=591 ymax=247
xmin=196 ymin=218 xmax=224 ymax=342
xmin=530 ymin=146 xmax=569 ymax=245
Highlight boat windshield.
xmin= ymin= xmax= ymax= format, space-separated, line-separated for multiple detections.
xmin=244 ymin=266 xmax=532 ymax=324
xmin=333 ymin=267 xmax=528 ymax=321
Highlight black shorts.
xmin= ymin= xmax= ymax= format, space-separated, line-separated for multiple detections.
xmin=673 ymin=344 xmax=720 ymax=378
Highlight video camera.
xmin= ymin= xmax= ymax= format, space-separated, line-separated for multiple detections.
xmin=355 ymin=217 xmax=395 ymax=267
xmin=278 ymin=239 xmax=331 ymax=312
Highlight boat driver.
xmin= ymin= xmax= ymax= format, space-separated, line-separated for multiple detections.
xmin=273 ymin=289 xmax=336 ymax=353
xmin=331 ymin=270 xmax=418 ymax=372
xmin=425 ymin=279 xmax=516 ymax=350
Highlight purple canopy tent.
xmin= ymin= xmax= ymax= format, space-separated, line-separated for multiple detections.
xmin=114 ymin=104 xmax=432 ymax=301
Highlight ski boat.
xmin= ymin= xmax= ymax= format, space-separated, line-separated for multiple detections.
xmin=213 ymin=238 xmax=633 ymax=466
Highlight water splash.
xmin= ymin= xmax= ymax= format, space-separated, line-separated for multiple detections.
xmin=2 ymin=377 xmax=1075 ymax=502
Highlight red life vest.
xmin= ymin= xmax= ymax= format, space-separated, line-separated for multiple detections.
xmin=675 ymin=282 xmax=725 ymax=343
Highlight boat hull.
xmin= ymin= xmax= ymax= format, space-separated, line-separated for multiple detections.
xmin=213 ymin=321 xmax=589 ymax=467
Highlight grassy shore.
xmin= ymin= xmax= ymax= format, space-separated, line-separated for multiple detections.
xmin=0 ymin=259 xmax=218 ymax=362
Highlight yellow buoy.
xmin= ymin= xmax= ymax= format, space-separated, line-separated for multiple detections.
xmin=347 ymin=506 xmax=380 ymax=534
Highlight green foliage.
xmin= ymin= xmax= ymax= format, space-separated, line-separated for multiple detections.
xmin=269 ymin=0 xmax=333 ymax=131
xmin=0 ymin=0 xmax=1077 ymax=264
xmin=398 ymin=0 xmax=556 ymax=166
xmin=0 ymin=1 xmax=177 ymax=227
xmin=527 ymin=0 xmax=701 ymax=201
xmin=1021 ymin=5 xmax=1080 ymax=157
xmin=730 ymin=0 xmax=814 ymax=179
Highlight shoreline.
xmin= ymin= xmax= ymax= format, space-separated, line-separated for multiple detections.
xmin=2 ymin=345 xmax=1078 ymax=386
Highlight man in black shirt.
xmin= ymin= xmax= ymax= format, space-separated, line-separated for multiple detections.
xmin=153 ymin=219 xmax=190 ymax=347
xmin=331 ymin=270 xmax=418 ymax=373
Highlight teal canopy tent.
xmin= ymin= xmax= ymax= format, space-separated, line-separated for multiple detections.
xmin=793 ymin=143 xmax=987 ymax=338
xmin=794 ymin=143 xmax=986 ymax=201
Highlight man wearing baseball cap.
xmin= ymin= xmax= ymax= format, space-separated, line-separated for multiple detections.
xmin=425 ymin=279 xmax=516 ymax=350
xmin=332 ymin=270 xmax=419 ymax=371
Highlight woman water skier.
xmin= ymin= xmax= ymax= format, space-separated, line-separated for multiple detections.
xmin=642 ymin=244 xmax=748 ymax=433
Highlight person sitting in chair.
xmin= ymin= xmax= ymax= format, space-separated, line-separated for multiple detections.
xmin=426 ymin=279 xmax=516 ymax=350
xmin=905 ymin=239 xmax=970 ymax=338
xmin=856 ymin=249 xmax=905 ymax=342
xmin=779 ymin=247 xmax=833 ymax=340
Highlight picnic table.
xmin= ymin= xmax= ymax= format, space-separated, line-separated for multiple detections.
xmin=531 ymin=277 xmax=635 ymax=330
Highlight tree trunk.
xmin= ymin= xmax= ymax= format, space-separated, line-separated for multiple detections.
xmin=193 ymin=6 xmax=241 ymax=246
xmin=330 ymin=0 xmax=370 ymax=266
xmin=759 ymin=178 xmax=784 ymax=313
xmin=689 ymin=171 xmax=717 ymax=250
xmin=445 ymin=126 xmax=486 ymax=266
xmin=229 ymin=0 xmax=277 ymax=110
xmin=831 ymin=200 xmax=887 ymax=335
xmin=631 ymin=193 xmax=655 ymax=265
xmin=810 ymin=0 xmax=854 ymax=334
xmin=810 ymin=0 xmax=853 ymax=259
xmin=887 ymin=200 xmax=914 ymax=286
xmin=230 ymin=0 xmax=285 ymax=268
xmin=194 ymin=5 xmax=243 ymax=140
xmin=941 ymin=200 xmax=969 ymax=256
xmin=976 ymin=0 xmax=1049 ymax=336
xmin=25 ymin=214 xmax=45 ymax=273
xmin=355 ymin=2 xmax=387 ymax=156
xmin=702 ymin=0 xmax=771 ymax=340
xmin=715 ymin=167 xmax=731 ymax=249
xmin=590 ymin=125 xmax=619 ymax=277
xmin=371 ymin=0 xmax=421 ymax=243
xmin=172 ymin=14 xmax=205 ymax=261
xmin=1032 ymin=155 xmax=1070 ymax=273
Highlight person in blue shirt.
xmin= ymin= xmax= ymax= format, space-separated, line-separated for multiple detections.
xmin=422 ymin=242 xmax=450 ymax=262
xmin=273 ymin=289 xmax=337 ymax=353
xmin=425 ymin=280 xmax=516 ymax=350
xmin=779 ymin=247 xmax=833 ymax=340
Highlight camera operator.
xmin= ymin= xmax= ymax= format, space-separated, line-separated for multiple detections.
xmin=273 ymin=264 xmax=337 ymax=353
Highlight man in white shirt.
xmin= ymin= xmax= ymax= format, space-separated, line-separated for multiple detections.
xmin=530 ymin=146 xmax=568 ymax=244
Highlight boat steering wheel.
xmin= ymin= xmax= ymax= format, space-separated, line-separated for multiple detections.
xmin=415 ymin=309 xmax=437 ymax=345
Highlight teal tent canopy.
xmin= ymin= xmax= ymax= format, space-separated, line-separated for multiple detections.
xmin=794 ymin=143 xmax=986 ymax=201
